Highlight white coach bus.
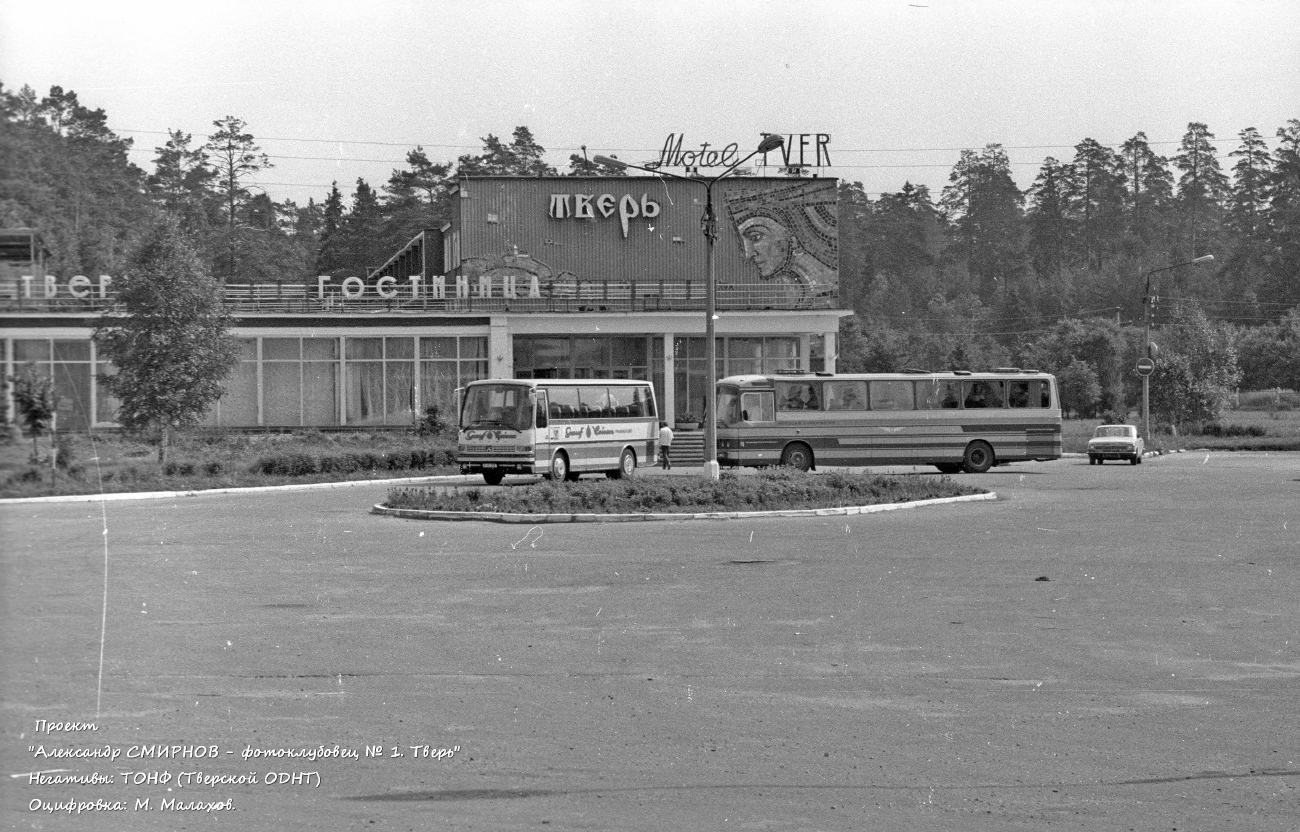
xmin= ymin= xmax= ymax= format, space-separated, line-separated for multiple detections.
xmin=457 ymin=378 xmax=659 ymax=484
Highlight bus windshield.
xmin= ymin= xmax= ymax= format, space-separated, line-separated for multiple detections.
xmin=461 ymin=383 xmax=533 ymax=431
xmin=717 ymin=387 xmax=742 ymax=426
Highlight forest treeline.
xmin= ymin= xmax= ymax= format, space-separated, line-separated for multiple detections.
xmin=2 ymin=81 xmax=1297 ymax=419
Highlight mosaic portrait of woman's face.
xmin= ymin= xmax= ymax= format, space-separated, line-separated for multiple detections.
xmin=738 ymin=215 xmax=792 ymax=278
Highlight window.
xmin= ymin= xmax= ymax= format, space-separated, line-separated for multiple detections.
xmin=868 ymin=380 xmax=914 ymax=411
xmin=547 ymin=386 xmax=580 ymax=419
xmin=776 ymin=381 xmax=821 ymax=411
xmin=514 ymin=335 xmax=648 ymax=380
xmin=962 ymin=380 xmax=1005 ymax=409
xmin=741 ymin=391 xmax=775 ymax=422
xmin=578 ymin=386 xmax=611 ymax=418
xmin=918 ymin=380 xmax=960 ymax=410
xmin=1009 ymin=380 xmax=1051 ymax=409
xmin=202 ymin=339 xmax=257 ymax=427
xmin=825 ymin=380 xmax=869 ymax=411
xmin=261 ymin=338 xmax=339 ymax=426
xmin=346 ymin=337 xmax=414 ymax=425
xmin=13 ymin=338 xmax=95 ymax=429
xmin=420 ymin=336 xmax=488 ymax=419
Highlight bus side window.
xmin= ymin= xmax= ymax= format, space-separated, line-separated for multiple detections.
xmin=919 ymin=381 xmax=960 ymax=409
xmin=549 ymin=386 xmax=580 ymax=419
xmin=741 ymin=391 xmax=774 ymax=422
xmin=963 ymin=381 xmax=1003 ymax=408
xmin=580 ymin=387 xmax=611 ymax=419
xmin=778 ymin=381 xmax=820 ymax=411
xmin=826 ymin=381 xmax=868 ymax=411
xmin=1040 ymin=381 xmax=1053 ymax=408
xmin=1008 ymin=381 xmax=1029 ymax=408
xmin=867 ymin=380 xmax=913 ymax=411
xmin=536 ymin=393 xmax=549 ymax=428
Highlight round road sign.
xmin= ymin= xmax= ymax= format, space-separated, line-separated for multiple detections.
xmin=1136 ymin=357 xmax=1155 ymax=376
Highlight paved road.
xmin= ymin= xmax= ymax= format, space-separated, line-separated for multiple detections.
xmin=2 ymin=453 xmax=1297 ymax=830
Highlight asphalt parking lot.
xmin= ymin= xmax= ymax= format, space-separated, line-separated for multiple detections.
xmin=2 ymin=453 xmax=1297 ymax=831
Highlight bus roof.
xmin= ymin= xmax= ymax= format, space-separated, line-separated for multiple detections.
xmin=466 ymin=378 xmax=653 ymax=387
xmin=719 ymin=370 xmax=1054 ymax=386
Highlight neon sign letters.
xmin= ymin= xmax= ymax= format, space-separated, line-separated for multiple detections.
xmin=654 ymin=133 xmax=833 ymax=170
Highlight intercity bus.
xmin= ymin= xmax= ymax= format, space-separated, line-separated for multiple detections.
xmin=714 ymin=370 xmax=1061 ymax=474
xmin=457 ymin=378 xmax=659 ymax=484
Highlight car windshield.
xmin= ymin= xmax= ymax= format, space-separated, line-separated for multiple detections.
xmin=1095 ymin=426 xmax=1134 ymax=438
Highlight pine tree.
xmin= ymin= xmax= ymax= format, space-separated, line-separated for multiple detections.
xmin=455 ymin=127 xmax=558 ymax=177
xmin=1119 ymin=132 xmax=1174 ymax=249
xmin=1065 ymin=139 xmax=1127 ymax=272
xmin=314 ymin=182 xmax=347 ymax=276
xmin=1228 ymin=126 xmax=1273 ymax=241
xmin=381 ymin=146 xmax=454 ymax=255
xmin=939 ymin=144 xmax=1027 ymax=300
xmin=1265 ymin=120 xmax=1300 ymax=309
xmin=1027 ymin=157 xmax=1075 ymax=283
xmin=204 ymin=116 xmax=272 ymax=277
xmin=147 ymin=129 xmax=215 ymax=233
xmin=1172 ymin=122 xmax=1230 ymax=259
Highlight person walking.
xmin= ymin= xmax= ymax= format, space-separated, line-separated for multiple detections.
xmin=658 ymin=422 xmax=674 ymax=470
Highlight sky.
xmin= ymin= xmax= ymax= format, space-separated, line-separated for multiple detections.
xmin=2 ymin=0 xmax=1298 ymax=207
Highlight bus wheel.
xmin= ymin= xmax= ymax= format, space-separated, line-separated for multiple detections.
xmin=781 ymin=442 xmax=813 ymax=472
xmin=607 ymin=448 xmax=636 ymax=479
xmin=962 ymin=441 xmax=995 ymax=474
xmin=482 ymin=470 xmax=506 ymax=485
xmin=547 ymin=452 xmax=570 ymax=482
xmin=935 ymin=463 xmax=963 ymax=475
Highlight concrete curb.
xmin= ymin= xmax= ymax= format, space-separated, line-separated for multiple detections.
xmin=370 ymin=491 xmax=998 ymax=523
xmin=0 ymin=473 xmax=475 ymax=505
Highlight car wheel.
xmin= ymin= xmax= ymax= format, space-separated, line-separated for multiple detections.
xmin=1088 ymin=456 xmax=1096 ymax=465
xmin=607 ymin=448 xmax=636 ymax=479
xmin=482 ymin=470 xmax=506 ymax=485
xmin=962 ymin=441 xmax=994 ymax=474
xmin=547 ymin=452 xmax=569 ymax=482
xmin=935 ymin=462 xmax=963 ymax=474
xmin=1136 ymin=454 xmax=1143 ymax=465
xmin=781 ymin=442 xmax=813 ymax=472
xmin=1130 ymin=454 xmax=1140 ymax=466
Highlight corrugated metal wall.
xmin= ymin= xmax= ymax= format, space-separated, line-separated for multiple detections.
xmin=453 ymin=177 xmax=837 ymax=307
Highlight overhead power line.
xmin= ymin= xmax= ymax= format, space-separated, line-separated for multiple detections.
xmin=116 ymin=127 xmax=1203 ymax=158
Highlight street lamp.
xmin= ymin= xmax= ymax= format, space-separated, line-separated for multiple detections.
xmin=594 ymin=133 xmax=785 ymax=479
xmin=1141 ymin=254 xmax=1215 ymax=442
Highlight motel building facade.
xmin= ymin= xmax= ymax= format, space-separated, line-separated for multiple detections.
xmin=1 ymin=172 xmax=848 ymax=433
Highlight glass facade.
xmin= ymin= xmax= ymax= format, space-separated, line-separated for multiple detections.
xmin=513 ymin=336 xmax=651 ymax=380
xmin=419 ymin=336 xmax=489 ymax=420
xmin=11 ymin=339 xmax=95 ymax=430
xmin=674 ymin=336 xmax=800 ymax=420
xmin=3 ymin=331 xmax=809 ymax=429
xmin=6 ymin=334 xmax=487 ymax=430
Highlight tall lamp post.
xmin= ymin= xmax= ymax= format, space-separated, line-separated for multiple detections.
xmin=594 ymin=133 xmax=785 ymax=479
xmin=1141 ymin=254 xmax=1215 ymax=442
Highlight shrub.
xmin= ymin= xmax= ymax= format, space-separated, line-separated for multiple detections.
xmin=415 ymin=404 xmax=449 ymax=437
xmin=1198 ymin=423 xmax=1266 ymax=438
xmin=253 ymin=453 xmax=318 ymax=476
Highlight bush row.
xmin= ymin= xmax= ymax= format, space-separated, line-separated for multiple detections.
xmin=385 ymin=467 xmax=982 ymax=515
xmin=1198 ymin=423 xmax=1268 ymax=438
xmin=252 ymin=448 xmax=457 ymax=477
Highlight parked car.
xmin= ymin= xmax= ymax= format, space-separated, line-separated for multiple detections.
xmin=1087 ymin=424 xmax=1144 ymax=465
